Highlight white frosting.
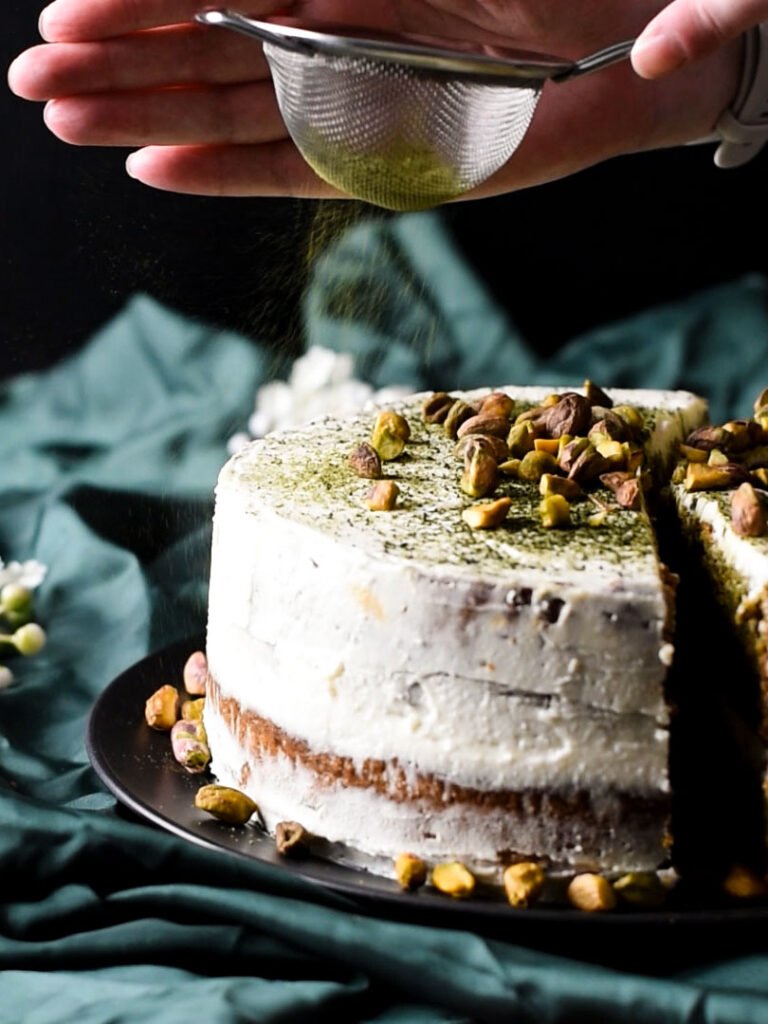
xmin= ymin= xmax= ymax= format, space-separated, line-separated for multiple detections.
xmin=674 ymin=486 xmax=768 ymax=601
xmin=205 ymin=384 xmax=708 ymax=873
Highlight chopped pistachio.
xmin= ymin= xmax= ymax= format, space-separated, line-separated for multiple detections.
xmin=364 ymin=480 xmax=400 ymax=511
xmin=276 ymin=820 xmax=310 ymax=856
xmin=567 ymin=873 xmax=616 ymax=912
xmin=613 ymin=871 xmax=667 ymax=908
xmin=539 ymin=473 xmax=581 ymax=501
xmin=394 ymin=852 xmax=428 ymax=891
xmin=684 ymin=462 xmax=749 ymax=492
xmin=431 ymin=861 xmax=476 ymax=899
xmin=539 ymin=493 xmax=571 ymax=529
xmin=181 ymin=697 xmax=205 ymax=722
xmin=507 ymin=421 xmax=537 ymax=458
xmin=503 ymin=862 xmax=546 ymax=908
xmin=461 ymin=497 xmax=512 ymax=530
xmin=518 ymin=449 xmax=559 ymax=483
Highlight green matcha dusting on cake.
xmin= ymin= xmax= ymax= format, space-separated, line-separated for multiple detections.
xmin=228 ymin=386 xmax=686 ymax=578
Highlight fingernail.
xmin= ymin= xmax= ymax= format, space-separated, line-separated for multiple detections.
xmin=38 ymin=4 xmax=56 ymax=41
xmin=631 ymin=31 xmax=687 ymax=78
xmin=125 ymin=153 xmax=139 ymax=179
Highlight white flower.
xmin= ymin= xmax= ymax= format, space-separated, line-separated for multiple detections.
xmin=0 ymin=666 xmax=14 ymax=690
xmin=230 ymin=346 xmax=411 ymax=448
xmin=0 ymin=560 xmax=47 ymax=590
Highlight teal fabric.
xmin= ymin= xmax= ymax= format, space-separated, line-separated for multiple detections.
xmin=3 ymin=211 xmax=768 ymax=1023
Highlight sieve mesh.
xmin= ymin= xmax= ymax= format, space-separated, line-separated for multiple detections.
xmin=264 ymin=44 xmax=540 ymax=211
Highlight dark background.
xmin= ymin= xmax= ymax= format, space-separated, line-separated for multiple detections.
xmin=4 ymin=0 xmax=768 ymax=382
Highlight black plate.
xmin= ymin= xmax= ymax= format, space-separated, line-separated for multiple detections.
xmin=87 ymin=636 xmax=768 ymax=970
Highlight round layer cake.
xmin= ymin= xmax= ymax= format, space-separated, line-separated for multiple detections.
xmin=203 ymin=384 xmax=707 ymax=880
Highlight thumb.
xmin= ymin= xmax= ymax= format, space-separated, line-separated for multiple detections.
xmin=631 ymin=0 xmax=768 ymax=78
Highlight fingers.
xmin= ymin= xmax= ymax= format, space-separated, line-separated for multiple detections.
xmin=632 ymin=0 xmax=768 ymax=78
xmin=123 ymin=140 xmax=346 ymax=197
xmin=8 ymin=26 xmax=269 ymax=101
xmin=37 ymin=0 xmax=286 ymax=42
xmin=43 ymin=82 xmax=286 ymax=146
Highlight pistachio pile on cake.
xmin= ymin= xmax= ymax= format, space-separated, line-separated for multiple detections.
xmin=203 ymin=383 xmax=714 ymax=883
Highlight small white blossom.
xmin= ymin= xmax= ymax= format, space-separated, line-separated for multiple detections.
xmin=231 ymin=346 xmax=410 ymax=446
xmin=0 ymin=560 xmax=47 ymax=590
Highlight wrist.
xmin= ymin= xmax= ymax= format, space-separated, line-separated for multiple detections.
xmin=713 ymin=24 xmax=768 ymax=167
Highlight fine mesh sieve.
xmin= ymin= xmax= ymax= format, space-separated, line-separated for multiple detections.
xmin=196 ymin=8 xmax=634 ymax=211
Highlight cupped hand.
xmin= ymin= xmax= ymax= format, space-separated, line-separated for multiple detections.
xmin=7 ymin=0 xmax=745 ymax=200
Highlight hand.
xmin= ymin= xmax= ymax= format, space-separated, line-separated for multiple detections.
xmin=7 ymin=0 xmax=746 ymax=200
xmin=632 ymin=0 xmax=768 ymax=79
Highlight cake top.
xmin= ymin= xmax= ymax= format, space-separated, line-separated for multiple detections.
xmin=219 ymin=385 xmax=706 ymax=588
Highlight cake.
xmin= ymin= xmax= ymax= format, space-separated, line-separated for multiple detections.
xmin=203 ymin=384 xmax=711 ymax=882
xmin=668 ymin=393 xmax=768 ymax=863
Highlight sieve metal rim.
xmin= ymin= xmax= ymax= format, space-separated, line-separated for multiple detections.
xmin=194 ymin=9 xmax=632 ymax=86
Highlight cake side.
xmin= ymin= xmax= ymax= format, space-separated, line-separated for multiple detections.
xmin=204 ymin=384 xmax=707 ymax=879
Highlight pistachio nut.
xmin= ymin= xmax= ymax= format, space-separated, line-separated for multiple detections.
xmin=542 ymin=392 xmax=592 ymax=438
xmin=394 ymin=852 xmax=429 ymax=891
xmin=431 ymin=861 xmax=476 ymax=899
xmin=370 ymin=410 xmax=410 ymax=461
xmin=276 ymin=820 xmax=310 ymax=856
xmin=684 ymin=462 xmax=750 ymax=492
xmin=722 ymin=864 xmax=768 ymax=899
xmin=678 ymin=443 xmax=709 ymax=464
xmin=460 ymin=440 xmax=499 ymax=498
xmin=539 ymin=474 xmax=582 ymax=501
xmin=539 ymin=493 xmax=571 ymax=529
xmin=566 ymin=873 xmax=617 ymax=912
xmin=611 ymin=404 xmax=645 ymax=438
xmin=421 ymin=391 xmax=455 ymax=424
xmin=612 ymin=871 xmax=667 ymax=909
xmin=502 ymin=861 xmax=546 ymax=908
xmin=454 ymin=432 xmax=508 ymax=463
xmin=181 ymin=697 xmax=205 ymax=722
xmin=507 ymin=420 xmax=537 ymax=458
xmin=348 ymin=441 xmax=383 ymax=479
xmin=145 ymin=684 xmax=180 ymax=731
xmin=364 ymin=480 xmax=400 ymax=511
xmin=518 ymin=449 xmax=559 ymax=483
xmin=457 ymin=412 xmax=511 ymax=440
xmin=195 ymin=783 xmax=258 ymax=825
xmin=479 ymin=391 xmax=515 ymax=419
xmin=684 ymin=425 xmax=730 ymax=452
xmin=583 ymin=379 xmax=613 ymax=408
xmin=171 ymin=719 xmax=211 ymax=773
xmin=443 ymin=399 xmax=476 ymax=439
xmin=731 ymin=482 xmax=767 ymax=537
xmin=754 ymin=387 xmax=768 ymax=417
xmin=182 ymin=650 xmax=208 ymax=696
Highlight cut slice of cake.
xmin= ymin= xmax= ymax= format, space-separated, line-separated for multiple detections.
xmin=203 ymin=384 xmax=707 ymax=882
xmin=669 ymin=391 xmax=768 ymax=866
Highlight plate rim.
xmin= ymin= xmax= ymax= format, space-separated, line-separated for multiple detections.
xmin=86 ymin=635 xmax=768 ymax=931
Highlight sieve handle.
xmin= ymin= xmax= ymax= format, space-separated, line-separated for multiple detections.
xmin=195 ymin=8 xmax=317 ymax=54
xmin=552 ymin=39 xmax=635 ymax=82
